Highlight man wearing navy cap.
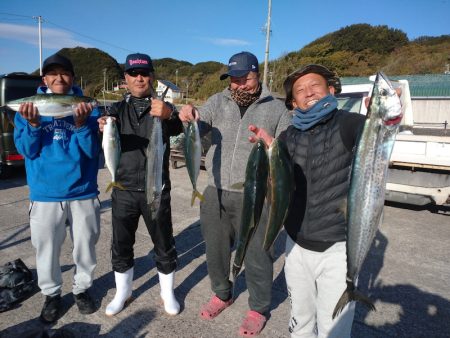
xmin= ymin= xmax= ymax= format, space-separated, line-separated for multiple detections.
xmin=14 ymin=53 xmax=101 ymax=323
xmin=179 ymin=51 xmax=291 ymax=336
xmin=98 ymin=53 xmax=183 ymax=317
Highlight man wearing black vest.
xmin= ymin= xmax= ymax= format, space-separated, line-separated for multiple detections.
xmin=249 ymin=64 xmax=366 ymax=337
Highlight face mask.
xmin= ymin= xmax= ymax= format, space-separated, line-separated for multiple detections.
xmin=230 ymin=85 xmax=261 ymax=107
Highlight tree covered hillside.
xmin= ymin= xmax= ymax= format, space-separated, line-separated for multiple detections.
xmin=35 ymin=24 xmax=450 ymax=99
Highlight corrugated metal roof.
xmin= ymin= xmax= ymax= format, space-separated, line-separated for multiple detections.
xmin=341 ymin=74 xmax=450 ymax=97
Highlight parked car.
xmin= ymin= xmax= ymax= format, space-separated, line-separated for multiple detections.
xmin=0 ymin=72 xmax=42 ymax=178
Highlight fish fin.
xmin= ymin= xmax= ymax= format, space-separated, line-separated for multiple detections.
xmin=332 ymin=281 xmax=375 ymax=319
xmin=229 ymin=182 xmax=245 ymax=190
xmin=190 ymin=190 xmax=205 ymax=206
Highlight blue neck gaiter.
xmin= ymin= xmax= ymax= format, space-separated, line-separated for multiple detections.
xmin=292 ymin=94 xmax=338 ymax=131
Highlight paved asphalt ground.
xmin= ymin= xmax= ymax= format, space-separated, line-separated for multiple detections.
xmin=0 ymin=163 xmax=449 ymax=338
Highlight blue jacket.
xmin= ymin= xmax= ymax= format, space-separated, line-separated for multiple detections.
xmin=14 ymin=86 xmax=100 ymax=201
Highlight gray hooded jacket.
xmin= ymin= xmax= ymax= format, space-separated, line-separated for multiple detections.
xmin=198 ymin=84 xmax=291 ymax=191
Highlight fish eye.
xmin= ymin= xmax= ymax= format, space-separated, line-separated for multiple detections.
xmin=379 ymin=88 xmax=387 ymax=96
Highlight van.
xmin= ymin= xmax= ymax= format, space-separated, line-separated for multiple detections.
xmin=0 ymin=72 xmax=42 ymax=178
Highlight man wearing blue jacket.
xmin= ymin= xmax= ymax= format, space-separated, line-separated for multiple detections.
xmin=14 ymin=53 xmax=101 ymax=323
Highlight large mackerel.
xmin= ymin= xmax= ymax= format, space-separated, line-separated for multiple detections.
xmin=146 ymin=116 xmax=165 ymax=220
xmin=6 ymin=94 xmax=98 ymax=118
xmin=333 ymin=72 xmax=403 ymax=318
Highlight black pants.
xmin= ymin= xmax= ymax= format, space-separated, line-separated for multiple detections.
xmin=200 ymin=186 xmax=274 ymax=315
xmin=111 ymin=189 xmax=177 ymax=274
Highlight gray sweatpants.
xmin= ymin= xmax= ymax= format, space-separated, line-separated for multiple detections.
xmin=200 ymin=186 xmax=274 ymax=315
xmin=285 ymin=236 xmax=355 ymax=338
xmin=29 ymin=198 xmax=101 ymax=297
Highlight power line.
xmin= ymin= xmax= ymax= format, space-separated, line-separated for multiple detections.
xmin=45 ymin=19 xmax=135 ymax=53
xmin=0 ymin=12 xmax=135 ymax=54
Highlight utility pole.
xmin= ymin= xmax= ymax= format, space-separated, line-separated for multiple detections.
xmin=33 ymin=16 xmax=43 ymax=75
xmin=103 ymin=68 xmax=107 ymax=93
xmin=263 ymin=0 xmax=272 ymax=86
xmin=176 ymin=69 xmax=179 ymax=87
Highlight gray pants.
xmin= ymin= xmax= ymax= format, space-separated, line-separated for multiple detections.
xmin=29 ymin=198 xmax=101 ymax=297
xmin=200 ymin=186 xmax=273 ymax=315
xmin=285 ymin=236 xmax=355 ymax=338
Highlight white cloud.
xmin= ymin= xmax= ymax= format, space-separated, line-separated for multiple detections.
xmin=0 ymin=23 xmax=92 ymax=49
xmin=200 ymin=36 xmax=251 ymax=46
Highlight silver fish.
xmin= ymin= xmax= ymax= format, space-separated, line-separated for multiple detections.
xmin=6 ymin=94 xmax=98 ymax=118
xmin=146 ymin=116 xmax=165 ymax=219
xmin=184 ymin=120 xmax=204 ymax=206
xmin=333 ymin=72 xmax=403 ymax=318
xmin=262 ymin=138 xmax=293 ymax=251
xmin=232 ymin=139 xmax=269 ymax=281
xmin=102 ymin=117 xmax=124 ymax=192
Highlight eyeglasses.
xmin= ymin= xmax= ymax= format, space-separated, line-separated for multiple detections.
xmin=230 ymin=76 xmax=258 ymax=84
xmin=127 ymin=70 xmax=151 ymax=77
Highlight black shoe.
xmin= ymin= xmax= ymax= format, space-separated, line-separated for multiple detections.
xmin=74 ymin=291 xmax=96 ymax=314
xmin=40 ymin=294 xmax=62 ymax=323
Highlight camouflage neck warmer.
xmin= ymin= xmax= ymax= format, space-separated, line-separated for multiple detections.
xmin=230 ymin=84 xmax=262 ymax=107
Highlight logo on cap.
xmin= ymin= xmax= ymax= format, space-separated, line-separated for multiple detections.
xmin=129 ymin=59 xmax=149 ymax=66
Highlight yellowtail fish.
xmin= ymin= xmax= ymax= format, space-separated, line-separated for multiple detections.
xmin=102 ymin=117 xmax=124 ymax=192
xmin=262 ymin=138 xmax=293 ymax=251
xmin=232 ymin=139 xmax=269 ymax=282
xmin=184 ymin=120 xmax=204 ymax=206
xmin=6 ymin=94 xmax=98 ymax=118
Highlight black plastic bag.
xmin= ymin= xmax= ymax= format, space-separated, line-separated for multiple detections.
xmin=0 ymin=258 xmax=35 ymax=312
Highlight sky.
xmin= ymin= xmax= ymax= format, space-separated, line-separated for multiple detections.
xmin=0 ymin=0 xmax=449 ymax=75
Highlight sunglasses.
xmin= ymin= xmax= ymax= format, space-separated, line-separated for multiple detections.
xmin=127 ymin=70 xmax=151 ymax=77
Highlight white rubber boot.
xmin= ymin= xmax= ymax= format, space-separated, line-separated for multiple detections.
xmin=158 ymin=271 xmax=180 ymax=315
xmin=105 ymin=267 xmax=133 ymax=316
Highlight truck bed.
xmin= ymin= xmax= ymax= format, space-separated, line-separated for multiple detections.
xmin=390 ymin=133 xmax=450 ymax=170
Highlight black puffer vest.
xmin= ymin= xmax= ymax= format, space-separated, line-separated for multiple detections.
xmin=280 ymin=109 xmax=355 ymax=250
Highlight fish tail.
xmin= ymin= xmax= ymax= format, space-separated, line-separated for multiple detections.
xmin=105 ymin=181 xmax=125 ymax=193
xmin=105 ymin=182 xmax=113 ymax=193
xmin=332 ymin=281 xmax=375 ymax=319
xmin=115 ymin=182 xmax=126 ymax=190
xmin=190 ymin=190 xmax=205 ymax=206
xmin=232 ymin=263 xmax=241 ymax=283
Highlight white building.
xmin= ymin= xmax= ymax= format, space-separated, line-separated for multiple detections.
xmin=156 ymin=80 xmax=182 ymax=103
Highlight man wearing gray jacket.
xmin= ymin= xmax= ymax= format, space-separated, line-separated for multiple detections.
xmin=179 ymin=51 xmax=290 ymax=337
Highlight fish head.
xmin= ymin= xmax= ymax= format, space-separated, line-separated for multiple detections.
xmin=370 ymin=72 xmax=403 ymax=127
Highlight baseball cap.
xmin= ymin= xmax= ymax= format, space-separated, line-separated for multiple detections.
xmin=220 ymin=51 xmax=259 ymax=80
xmin=42 ymin=53 xmax=74 ymax=76
xmin=283 ymin=64 xmax=342 ymax=109
xmin=125 ymin=53 xmax=154 ymax=72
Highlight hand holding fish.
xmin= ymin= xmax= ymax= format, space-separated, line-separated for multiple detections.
xmin=73 ymin=102 xmax=94 ymax=128
xmin=248 ymin=125 xmax=274 ymax=146
xmin=150 ymin=98 xmax=173 ymax=120
xmin=178 ymin=104 xmax=199 ymax=122
xmin=18 ymin=102 xmax=40 ymax=128
xmin=98 ymin=115 xmax=117 ymax=133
